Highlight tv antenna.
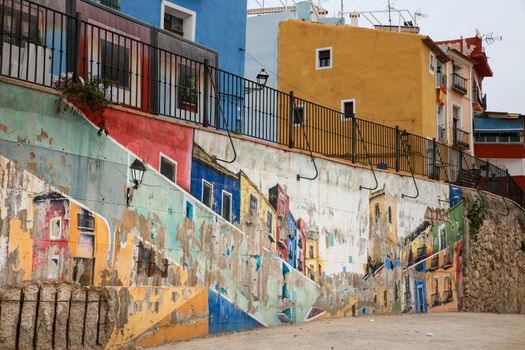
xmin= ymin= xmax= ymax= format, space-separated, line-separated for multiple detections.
xmin=414 ymin=9 xmax=429 ymax=25
xmin=483 ymin=31 xmax=503 ymax=45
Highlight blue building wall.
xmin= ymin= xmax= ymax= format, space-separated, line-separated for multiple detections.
xmin=190 ymin=159 xmax=241 ymax=223
xmin=120 ymin=0 xmax=247 ymax=76
xmin=287 ymin=213 xmax=297 ymax=267
xmin=208 ymin=289 xmax=264 ymax=334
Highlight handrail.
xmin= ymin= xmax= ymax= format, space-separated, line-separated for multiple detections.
xmin=399 ymin=131 xmax=419 ymax=199
xmin=205 ymin=66 xmax=237 ymax=164
xmin=294 ymin=97 xmax=319 ymax=182
xmin=355 ymin=119 xmax=379 ymax=192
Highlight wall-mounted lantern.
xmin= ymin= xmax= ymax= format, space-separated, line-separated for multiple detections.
xmin=245 ymin=69 xmax=270 ymax=94
xmin=127 ymin=159 xmax=146 ymax=207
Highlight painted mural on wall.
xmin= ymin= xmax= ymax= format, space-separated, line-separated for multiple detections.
xmin=0 ymin=80 xmax=469 ymax=349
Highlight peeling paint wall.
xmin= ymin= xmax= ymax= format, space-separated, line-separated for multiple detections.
xmin=0 ymin=80 xmax=523 ymax=349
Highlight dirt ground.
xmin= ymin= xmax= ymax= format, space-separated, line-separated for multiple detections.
xmin=149 ymin=313 xmax=525 ymax=350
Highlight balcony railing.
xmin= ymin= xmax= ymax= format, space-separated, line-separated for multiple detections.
xmin=443 ymin=250 xmax=453 ymax=269
xmin=429 ymin=255 xmax=439 ymax=271
xmin=1 ymin=0 xmax=524 ymax=211
xmin=452 ymin=73 xmax=468 ymax=94
xmin=453 ymin=128 xmax=470 ymax=150
xmin=416 ymin=245 xmax=427 ymax=262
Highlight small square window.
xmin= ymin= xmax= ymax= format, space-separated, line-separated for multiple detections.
xmin=160 ymin=155 xmax=177 ymax=184
xmin=316 ymin=48 xmax=332 ymax=69
xmin=164 ymin=13 xmax=184 ymax=36
xmin=49 ymin=217 xmax=62 ymax=240
xmin=222 ymin=191 xmax=232 ymax=222
xmin=293 ymin=105 xmax=305 ymax=125
xmin=202 ymin=180 xmax=213 ymax=208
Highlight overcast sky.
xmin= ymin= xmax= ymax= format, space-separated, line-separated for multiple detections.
xmin=247 ymin=0 xmax=525 ymax=114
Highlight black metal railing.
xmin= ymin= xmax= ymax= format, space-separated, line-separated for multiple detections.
xmin=1 ymin=0 xmax=524 ymax=210
xmin=452 ymin=73 xmax=468 ymax=94
xmin=431 ymin=292 xmax=441 ymax=307
xmin=429 ymin=255 xmax=439 ymax=271
xmin=453 ymin=128 xmax=470 ymax=150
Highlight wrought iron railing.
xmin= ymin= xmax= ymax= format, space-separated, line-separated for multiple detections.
xmin=452 ymin=73 xmax=468 ymax=94
xmin=1 ymin=0 xmax=524 ymax=210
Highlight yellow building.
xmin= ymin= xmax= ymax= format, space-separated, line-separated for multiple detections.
xmin=305 ymin=231 xmax=320 ymax=282
xmin=239 ymin=171 xmax=277 ymax=252
xmin=277 ymin=20 xmax=449 ymax=155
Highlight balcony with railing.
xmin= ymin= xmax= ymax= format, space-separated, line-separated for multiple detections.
xmin=1 ymin=0 xmax=525 ymax=211
xmin=453 ymin=128 xmax=470 ymax=150
xmin=429 ymin=255 xmax=440 ymax=271
xmin=443 ymin=249 xmax=454 ymax=269
xmin=452 ymin=73 xmax=468 ymax=94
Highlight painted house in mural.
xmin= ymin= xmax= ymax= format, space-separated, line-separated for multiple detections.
xmin=239 ymin=171 xmax=277 ymax=250
xmin=190 ymin=144 xmax=241 ymax=223
xmin=268 ymin=184 xmax=290 ymax=259
xmin=402 ymin=195 xmax=464 ymax=314
xmin=296 ymin=218 xmax=307 ymax=274
xmin=112 ymin=0 xmax=247 ymax=77
xmin=305 ymin=231 xmax=321 ymax=283
xmin=368 ymin=187 xmax=397 ymax=272
xmin=474 ymin=112 xmax=525 ymax=191
xmin=287 ymin=212 xmax=298 ymax=268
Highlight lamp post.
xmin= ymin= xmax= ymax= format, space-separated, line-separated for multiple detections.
xmin=127 ymin=159 xmax=146 ymax=206
xmin=245 ymin=69 xmax=269 ymax=94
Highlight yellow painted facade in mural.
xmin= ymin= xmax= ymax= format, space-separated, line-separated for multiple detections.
xmin=305 ymin=231 xmax=323 ymax=283
xmin=240 ymin=171 xmax=277 ymax=252
xmin=277 ymin=20 xmax=447 ymax=147
xmin=369 ymin=187 xmax=397 ymax=265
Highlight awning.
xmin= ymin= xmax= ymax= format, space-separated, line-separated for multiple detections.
xmin=474 ymin=117 xmax=523 ymax=132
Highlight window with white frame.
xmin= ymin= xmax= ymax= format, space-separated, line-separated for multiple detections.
xmin=202 ymin=180 xmax=213 ymax=208
xmin=429 ymin=52 xmax=435 ymax=74
xmin=161 ymin=2 xmax=196 ymax=41
xmin=49 ymin=217 xmax=62 ymax=240
xmin=341 ymin=99 xmax=356 ymax=119
xmin=316 ymin=47 xmax=332 ymax=69
xmin=160 ymin=154 xmax=177 ymax=184
xmin=185 ymin=200 xmax=194 ymax=220
xmin=222 ymin=191 xmax=232 ymax=222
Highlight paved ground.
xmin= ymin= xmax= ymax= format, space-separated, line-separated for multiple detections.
xmin=150 ymin=313 xmax=525 ymax=350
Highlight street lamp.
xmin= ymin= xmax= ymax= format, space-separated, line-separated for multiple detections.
xmin=127 ymin=159 xmax=146 ymax=206
xmin=245 ymin=69 xmax=270 ymax=94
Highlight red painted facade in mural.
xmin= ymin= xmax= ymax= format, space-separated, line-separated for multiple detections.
xmin=101 ymin=108 xmax=193 ymax=191
xmin=32 ymin=196 xmax=70 ymax=282
xmin=269 ymin=184 xmax=289 ymax=260
xmin=296 ymin=218 xmax=307 ymax=274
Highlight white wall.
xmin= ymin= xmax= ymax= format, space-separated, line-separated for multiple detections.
xmin=194 ymin=130 xmax=450 ymax=275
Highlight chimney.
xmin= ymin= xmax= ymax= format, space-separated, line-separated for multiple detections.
xmin=349 ymin=11 xmax=360 ymax=27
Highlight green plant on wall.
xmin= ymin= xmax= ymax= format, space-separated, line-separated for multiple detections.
xmin=467 ymin=195 xmax=489 ymax=242
xmin=56 ymin=76 xmax=111 ymax=136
